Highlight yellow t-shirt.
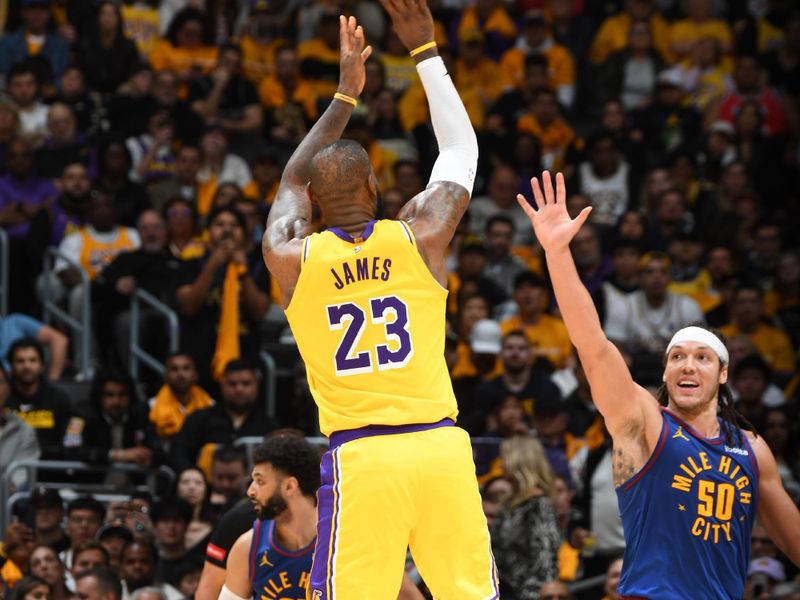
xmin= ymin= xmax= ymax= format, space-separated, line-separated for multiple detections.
xmin=499 ymin=43 xmax=575 ymax=91
xmin=719 ymin=322 xmax=796 ymax=374
xmin=149 ymin=39 xmax=218 ymax=75
xmin=285 ymin=220 xmax=457 ymax=435
xmin=454 ymin=58 xmax=503 ymax=129
xmin=589 ymin=12 xmax=673 ymax=64
xmin=240 ymin=35 xmax=284 ymax=85
xmin=121 ymin=3 xmax=160 ymax=58
xmin=296 ymin=38 xmax=340 ymax=98
xmin=500 ymin=314 xmax=572 ymax=369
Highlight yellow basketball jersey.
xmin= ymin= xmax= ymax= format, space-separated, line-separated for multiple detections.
xmin=285 ymin=220 xmax=458 ymax=436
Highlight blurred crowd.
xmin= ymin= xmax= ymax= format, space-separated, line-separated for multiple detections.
xmin=0 ymin=0 xmax=799 ymax=598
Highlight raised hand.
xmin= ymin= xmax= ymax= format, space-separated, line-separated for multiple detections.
xmin=337 ymin=15 xmax=373 ymax=98
xmin=517 ymin=171 xmax=592 ymax=252
xmin=378 ymin=0 xmax=435 ymax=53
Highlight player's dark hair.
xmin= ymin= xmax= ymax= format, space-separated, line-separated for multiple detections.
xmin=656 ymin=328 xmax=756 ymax=446
xmin=251 ymin=435 xmax=321 ymax=498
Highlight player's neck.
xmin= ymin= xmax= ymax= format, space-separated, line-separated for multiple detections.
xmin=667 ymin=400 xmax=721 ymax=439
xmin=275 ymin=499 xmax=317 ymax=551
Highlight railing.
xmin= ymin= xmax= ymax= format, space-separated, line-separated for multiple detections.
xmin=42 ymin=247 xmax=91 ymax=379
xmin=129 ymin=288 xmax=180 ymax=379
xmin=0 ymin=460 xmax=175 ymax=531
xmin=260 ymin=350 xmax=277 ymax=421
xmin=0 ymin=228 xmax=8 ymax=317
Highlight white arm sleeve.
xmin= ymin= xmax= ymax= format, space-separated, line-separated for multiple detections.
xmin=218 ymin=585 xmax=252 ymax=600
xmin=416 ymin=56 xmax=479 ymax=195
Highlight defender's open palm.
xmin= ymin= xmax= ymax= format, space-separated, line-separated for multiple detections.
xmin=517 ymin=171 xmax=591 ymax=252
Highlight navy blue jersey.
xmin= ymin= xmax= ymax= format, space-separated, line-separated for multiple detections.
xmin=249 ymin=519 xmax=315 ymax=599
xmin=617 ymin=409 xmax=759 ymax=600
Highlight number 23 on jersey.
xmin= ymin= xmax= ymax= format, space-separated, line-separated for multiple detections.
xmin=326 ymin=294 xmax=414 ymax=376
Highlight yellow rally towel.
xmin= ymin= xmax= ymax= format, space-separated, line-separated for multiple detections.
xmin=149 ymin=384 xmax=214 ymax=438
xmin=211 ymin=262 xmax=244 ymax=381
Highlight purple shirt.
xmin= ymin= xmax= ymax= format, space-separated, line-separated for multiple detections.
xmin=0 ymin=175 xmax=58 ymax=237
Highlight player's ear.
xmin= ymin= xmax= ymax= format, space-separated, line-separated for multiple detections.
xmin=306 ymin=182 xmax=319 ymax=206
xmin=719 ymin=364 xmax=728 ymax=385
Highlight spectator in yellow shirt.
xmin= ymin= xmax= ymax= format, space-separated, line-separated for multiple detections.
xmin=720 ymin=284 xmax=796 ymax=380
xmin=516 ymin=89 xmax=578 ymax=173
xmin=455 ymin=29 xmax=504 ymax=129
xmin=500 ymin=271 xmax=572 ymax=370
xmin=454 ymin=0 xmax=518 ymax=60
xmin=149 ymin=8 xmax=218 ymax=88
xmin=296 ymin=9 xmax=341 ymax=99
xmin=589 ymin=0 xmax=672 ymax=65
xmin=669 ymin=0 xmax=733 ymax=67
xmin=499 ymin=10 xmax=575 ymax=109
xmin=238 ymin=0 xmax=287 ymax=86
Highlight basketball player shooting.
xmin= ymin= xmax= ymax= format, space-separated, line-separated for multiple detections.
xmin=518 ymin=172 xmax=800 ymax=599
xmin=262 ymin=5 xmax=497 ymax=600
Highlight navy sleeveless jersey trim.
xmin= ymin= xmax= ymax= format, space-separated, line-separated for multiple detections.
xmin=267 ymin=520 xmax=315 ymax=558
xmin=327 ymin=220 xmax=377 ymax=243
xmin=249 ymin=519 xmax=262 ymax=584
xmin=619 ymin=415 xmax=669 ymax=492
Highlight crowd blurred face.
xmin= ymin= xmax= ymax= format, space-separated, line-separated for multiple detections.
xmin=733 ymin=367 xmax=767 ymax=405
xmin=275 ymin=48 xmax=299 ymax=83
xmin=221 ymin=369 xmax=259 ymax=413
xmin=22 ymin=4 xmax=50 ymax=34
xmin=485 ymin=220 xmax=514 ymax=259
xmin=97 ymin=2 xmax=120 ymax=36
xmin=732 ymin=289 xmax=762 ymax=329
xmin=87 ymin=192 xmax=116 ymax=231
xmin=177 ymin=468 xmax=207 ymax=507
xmin=540 ymin=581 xmax=573 ymax=600
xmin=62 ymin=163 xmax=91 ymax=199
xmin=734 ymin=56 xmax=762 ymax=92
xmin=589 ymin=137 xmax=619 ymax=175
xmin=549 ymin=0 xmax=572 ymax=20
xmin=523 ymin=62 xmax=548 ymax=94
xmin=0 ymin=104 xmax=18 ymax=136
xmin=208 ymin=210 xmax=245 ymax=248
xmin=201 ymin=129 xmax=227 ymax=161
xmin=626 ymin=0 xmax=653 ymax=19
xmin=178 ymin=569 xmax=201 ymax=597
xmin=533 ymin=407 xmax=568 ymax=440
xmin=100 ymin=381 xmax=131 ymax=422
xmin=553 ymin=476 xmax=575 ymax=520
xmin=461 ymin=38 xmax=485 ymax=66
xmin=735 ymin=102 xmax=762 ymax=137
xmin=219 ymin=47 xmax=243 ymax=77
xmin=605 ymin=558 xmax=624 ymax=600
xmin=656 ymin=190 xmax=685 ymax=224
xmin=394 ymin=163 xmax=423 ymax=201
xmin=176 ymin=18 xmax=204 ymax=49
xmin=10 ymin=347 xmax=45 ymax=386
xmin=121 ymin=543 xmax=156 ymax=587
xmin=763 ymin=410 xmax=790 ymax=455
xmin=375 ymin=89 xmax=398 ymax=121
xmin=128 ymin=69 xmax=153 ymax=96
xmin=753 ymin=225 xmax=781 ymax=262
xmin=364 ymin=60 xmax=384 ymax=96
xmin=34 ymin=502 xmax=63 ymax=534
xmin=457 ymin=247 xmax=487 ymax=278
xmin=7 ymin=139 xmax=34 ymax=179
xmin=720 ymin=162 xmax=748 ymax=196
xmin=67 ymin=510 xmax=102 ymax=546
xmin=514 ymin=281 xmax=545 ymax=317
xmin=8 ymin=72 xmax=38 ymax=108
xmin=75 ymin=574 xmax=112 ymax=600
xmin=102 ymin=143 xmax=130 ymax=178
xmin=47 ymin=104 xmax=76 ymax=144
xmin=30 ymin=546 xmax=63 ymax=587
xmin=523 ymin=20 xmax=547 ymax=48
xmin=458 ymin=296 xmax=490 ymax=335
xmin=154 ymin=516 xmax=187 ymax=547
xmin=513 ymin=134 xmax=540 ymax=168
xmin=72 ymin=548 xmax=108 ymax=575
xmin=692 ymin=37 xmax=718 ymax=68
xmin=481 ymin=477 xmax=512 ymax=527
xmin=500 ymin=334 xmax=532 ymax=374
xmin=99 ymin=533 xmax=127 ymax=570
xmin=496 ymin=396 xmax=526 ymax=434
xmin=601 ymin=101 xmax=625 ymax=133
xmin=165 ymin=355 xmax=197 ymax=396
xmin=212 ymin=459 xmax=247 ymax=500
xmin=153 ymin=71 xmax=179 ymax=106
xmin=640 ymin=257 xmax=671 ymax=299
xmin=656 ymin=82 xmax=683 ymax=106
xmin=233 ymin=200 xmax=260 ymax=241
xmin=566 ymin=194 xmax=589 ymax=219
xmin=751 ymin=523 xmax=778 ymax=559
xmin=629 ymin=20 xmax=652 ymax=53
xmin=570 ymin=225 xmax=601 ymax=269
xmin=252 ymin=158 xmax=280 ymax=189
xmin=488 ymin=167 xmax=518 ymax=208
xmin=318 ymin=15 xmax=340 ymax=48
xmin=706 ymin=247 xmax=732 ymax=283
xmin=138 ymin=210 xmax=167 ymax=252
xmin=644 ymin=168 xmax=673 ymax=206
xmin=612 ymin=246 xmax=641 ymax=281
xmin=381 ymin=188 xmax=405 ymax=220
xmin=22 ymin=583 xmax=50 ymax=600
xmin=174 ymin=147 xmax=201 ymax=183
xmin=532 ymin=91 xmax=559 ymax=126
xmin=668 ymin=238 xmax=703 ymax=267
xmin=60 ymin=68 xmax=85 ymax=99
xmin=777 ymin=252 xmax=800 ymax=287
xmin=165 ymin=201 xmax=195 ymax=240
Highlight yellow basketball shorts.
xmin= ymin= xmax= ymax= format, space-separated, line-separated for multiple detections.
xmin=307 ymin=419 xmax=499 ymax=599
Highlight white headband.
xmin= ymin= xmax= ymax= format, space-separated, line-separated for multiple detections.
xmin=665 ymin=326 xmax=729 ymax=365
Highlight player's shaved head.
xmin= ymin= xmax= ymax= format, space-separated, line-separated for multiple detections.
xmin=309 ymin=139 xmax=373 ymax=206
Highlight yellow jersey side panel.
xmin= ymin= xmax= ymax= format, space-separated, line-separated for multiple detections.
xmin=284 ymin=220 xmax=457 ymax=435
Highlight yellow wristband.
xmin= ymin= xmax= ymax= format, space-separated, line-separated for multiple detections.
xmin=409 ymin=41 xmax=437 ymax=57
xmin=333 ymin=92 xmax=357 ymax=107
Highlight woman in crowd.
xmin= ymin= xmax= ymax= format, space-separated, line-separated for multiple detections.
xmin=8 ymin=576 xmax=51 ymax=600
xmin=174 ymin=467 xmax=216 ymax=551
xmin=27 ymin=546 xmax=69 ymax=600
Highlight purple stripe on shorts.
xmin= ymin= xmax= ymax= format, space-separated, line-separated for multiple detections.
xmin=309 ymin=449 xmax=336 ymax=599
xmin=328 ymin=418 xmax=454 ymax=450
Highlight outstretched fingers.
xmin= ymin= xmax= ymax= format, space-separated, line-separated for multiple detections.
xmin=542 ymin=170 xmax=556 ymax=204
xmin=556 ymin=172 xmax=566 ymax=204
xmin=339 ymin=15 xmax=351 ymax=52
xmin=516 ymin=194 xmax=537 ymax=219
xmin=531 ymin=176 xmax=546 ymax=209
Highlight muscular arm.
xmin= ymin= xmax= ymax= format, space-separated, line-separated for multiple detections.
xmin=752 ymin=434 xmax=800 ymax=566
xmin=518 ymin=173 xmax=661 ymax=451
xmin=196 ymin=563 xmax=227 ymax=600
xmin=262 ymin=16 xmax=371 ymax=306
xmin=221 ymin=531 xmax=254 ymax=599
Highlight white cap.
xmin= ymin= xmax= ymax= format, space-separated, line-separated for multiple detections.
xmin=470 ymin=319 xmax=502 ymax=354
xmin=665 ymin=326 xmax=729 ymax=365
